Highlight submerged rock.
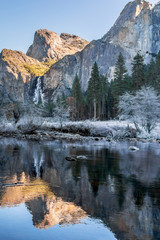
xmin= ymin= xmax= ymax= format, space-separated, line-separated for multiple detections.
xmin=65 ymin=156 xmax=77 ymax=162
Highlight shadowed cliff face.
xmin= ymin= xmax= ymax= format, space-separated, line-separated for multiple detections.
xmin=42 ymin=0 xmax=160 ymax=100
xmin=0 ymin=139 xmax=160 ymax=239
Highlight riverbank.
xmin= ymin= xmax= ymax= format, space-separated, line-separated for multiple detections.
xmin=0 ymin=118 xmax=160 ymax=143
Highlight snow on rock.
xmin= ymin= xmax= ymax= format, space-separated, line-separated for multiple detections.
xmin=129 ymin=146 xmax=140 ymax=151
xmin=76 ymin=156 xmax=87 ymax=160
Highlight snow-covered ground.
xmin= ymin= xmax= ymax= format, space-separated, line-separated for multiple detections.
xmin=34 ymin=118 xmax=160 ymax=139
xmin=0 ymin=117 xmax=160 ymax=140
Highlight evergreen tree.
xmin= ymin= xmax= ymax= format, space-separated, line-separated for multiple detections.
xmin=61 ymin=92 xmax=66 ymax=107
xmin=107 ymin=82 xmax=114 ymax=119
xmin=146 ymin=58 xmax=157 ymax=88
xmin=131 ymin=52 xmax=145 ymax=90
xmin=111 ymin=53 xmax=127 ymax=117
xmin=113 ymin=52 xmax=127 ymax=97
xmin=71 ymin=74 xmax=83 ymax=119
xmin=98 ymin=75 xmax=108 ymax=119
xmin=155 ymin=51 xmax=160 ymax=92
xmin=56 ymin=95 xmax=60 ymax=106
xmin=87 ymin=62 xmax=100 ymax=119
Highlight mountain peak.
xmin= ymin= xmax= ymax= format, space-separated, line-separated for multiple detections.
xmin=102 ymin=0 xmax=153 ymax=57
xmin=27 ymin=29 xmax=89 ymax=62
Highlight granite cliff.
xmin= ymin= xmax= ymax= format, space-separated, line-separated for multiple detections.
xmin=0 ymin=30 xmax=89 ymax=105
xmin=41 ymin=0 xmax=160 ymax=101
xmin=0 ymin=49 xmax=48 ymax=103
xmin=27 ymin=29 xmax=89 ymax=62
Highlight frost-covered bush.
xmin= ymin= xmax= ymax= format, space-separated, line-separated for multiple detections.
xmin=53 ymin=104 xmax=70 ymax=130
xmin=0 ymin=121 xmax=17 ymax=134
xmin=16 ymin=116 xmax=43 ymax=134
xmin=118 ymin=87 xmax=160 ymax=134
xmin=113 ymin=126 xmax=136 ymax=139
xmin=90 ymin=126 xmax=115 ymax=137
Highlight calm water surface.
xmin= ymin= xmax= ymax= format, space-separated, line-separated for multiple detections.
xmin=0 ymin=138 xmax=160 ymax=240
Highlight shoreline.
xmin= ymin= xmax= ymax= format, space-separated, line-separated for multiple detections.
xmin=0 ymin=119 xmax=160 ymax=143
xmin=0 ymin=129 xmax=159 ymax=144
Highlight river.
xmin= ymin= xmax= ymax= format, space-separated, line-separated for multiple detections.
xmin=0 ymin=138 xmax=160 ymax=240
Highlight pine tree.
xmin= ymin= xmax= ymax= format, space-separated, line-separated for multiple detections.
xmin=56 ymin=95 xmax=60 ymax=106
xmin=146 ymin=58 xmax=157 ymax=88
xmin=111 ymin=53 xmax=127 ymax=117
xmin=71 ymin=74 xmax=83 ymax=119
xmin=61 ymin=92 xmax=66 ymax=107
xmin=113 ymin=52 xmax=127 ymax=96
xmin=98 ymin=75 xmax=108 ymax=119
xmin=87 ymin=62 xmax=100 ymax=119
xmin=131 ymin=52 xmax=145 ymax=90
xmin=155 ymin=51 xmax=160 ymax=92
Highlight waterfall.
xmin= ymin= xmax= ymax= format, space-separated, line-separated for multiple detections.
xmin=33 ymin=77 xmax=45 ymax=105
xmin=33 ymin=151 xmax=44 ymax=178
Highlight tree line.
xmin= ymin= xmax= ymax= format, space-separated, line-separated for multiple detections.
xmin=54 ymin=51 xmax=160 ymax=120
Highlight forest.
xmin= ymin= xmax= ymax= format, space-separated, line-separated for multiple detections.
xmin=53 ymin=51 xmax=160 ymax=121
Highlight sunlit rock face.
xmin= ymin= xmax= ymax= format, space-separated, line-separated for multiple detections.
xmin=42 ymin=0 xmax=160 ymax=100
xmin=0 ymin=49 xmax=40 ymax=102
xmin=0 ymin=177 xmax=86 ymax=229
xmin=103 ymin=0 xmax=153 ymax=62
xmin=27 ymin=195 xmax=86 ymax=229
xmin=27 ymin=29 xmax=89 ymax=62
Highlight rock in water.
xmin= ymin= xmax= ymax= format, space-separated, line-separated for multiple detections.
xmin=65 ymin=157 xmax=77 ymax=162
xmin=129 ymin=146 xmax=140 ymax=151
xmin=76 ymin=155 xmax=87 ymax=160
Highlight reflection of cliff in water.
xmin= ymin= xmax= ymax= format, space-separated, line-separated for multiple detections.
xmin=0 ymin=139 xmax=160 ymax=239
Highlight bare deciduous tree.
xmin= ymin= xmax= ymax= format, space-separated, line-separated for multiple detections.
xmin=118 ymin=87 xmax=160 ymax=133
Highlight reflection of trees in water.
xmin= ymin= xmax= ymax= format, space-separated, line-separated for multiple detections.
xmin=148 ymin=183 xmax=160 ymax=210
xmin=71 ymin=144 xmax=160 ymax=212
xmin=131 ymin=179 xmax=147 ymax=208
xmin=72 ymin=148 xmax=126 ymax=207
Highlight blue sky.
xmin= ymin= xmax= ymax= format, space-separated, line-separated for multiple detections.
xmin=0 ymin=0 xmax=158 ymax=53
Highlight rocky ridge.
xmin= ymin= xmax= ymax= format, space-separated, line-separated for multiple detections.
xmin=27 ymin=29 xmax=89 ymax=62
